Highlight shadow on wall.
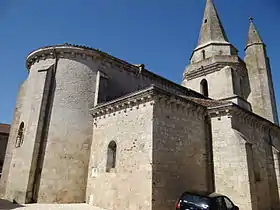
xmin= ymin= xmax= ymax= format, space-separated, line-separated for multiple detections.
xmin=0 ymin=199 xmax=25 ymax=209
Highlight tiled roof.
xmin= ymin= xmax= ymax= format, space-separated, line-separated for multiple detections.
xmin=27 ymin=43 xmax=206 ymax=99
xmin=92 ymin=85 xmax=229 ymax=114
xmin=184 ymin=97 xmax=229 ymax=108
xmin=0 ymin=123 xmax=10 ymax=134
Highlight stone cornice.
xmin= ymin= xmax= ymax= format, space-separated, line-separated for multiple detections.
xmin=90 ymin=85 xmax=206 ymax=119
xmin=26 ymin=44 xmax=110 ymax=70
xmin=208 ymin=103 xmax=280 ymax=134
xmin=194 ymin=41 xmax=231 ymax=51
xmin=184 ymin=62 xmax=229 ymax=80
xmin=190 ymin=41 xmax=239 ymax=58
xmin=184 ymin=59 xmax=247 ymax=80
xmin=26 ymin=44 xmax=149 ymax=75
xmin=91 ymin=86 xmax=155 ymax=118
xmin=245 ymin=42 xmax=266 ymax=51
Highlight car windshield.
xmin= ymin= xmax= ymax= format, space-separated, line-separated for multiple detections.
xmin=181 ymin=194 xmax=211 ymax=209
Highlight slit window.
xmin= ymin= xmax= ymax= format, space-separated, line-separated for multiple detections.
xmin=200 ymin=79 xmax=209 ymax=97
xmin=106 ymin=141 xmax=117 ymax=172
xmin=15 ymin=122 xmax=24 ymax=148
xmin=202 ymin=50 xmax=206 ymax=60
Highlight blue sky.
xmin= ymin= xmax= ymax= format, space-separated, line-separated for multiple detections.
xmin=0 ymin=0 xmax=279 ymax=124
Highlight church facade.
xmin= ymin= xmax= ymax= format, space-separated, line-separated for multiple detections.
xmin=1 ymin=0 xmax=280 ymax=210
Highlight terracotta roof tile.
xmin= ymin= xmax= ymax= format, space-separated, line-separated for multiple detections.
xmin=0 ymin=123 xmax=11 ymax=134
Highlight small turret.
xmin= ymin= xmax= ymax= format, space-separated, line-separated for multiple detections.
xmin=245 ymin=18 xmax=279 ymax=124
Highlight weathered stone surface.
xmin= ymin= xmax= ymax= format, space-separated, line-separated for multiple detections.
xmin=1 ymin=1 xmax=280 ymax=210
xmin=3 ymin=60 xmax=51 ymax=203
xmin=0 ymin=81 xmax=26 ymax=197
xmin=245 ymin=40 xmax=278 ymax=125
xmin=152 ymin=95 xmax=209 ymax=210
xmin=87 ymin=96 xmax=153 ymax=210
xmin=87 ymin=86 xmax=209 ymax=210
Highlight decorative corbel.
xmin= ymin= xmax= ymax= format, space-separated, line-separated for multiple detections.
xmin=215 ymin=111 xmax=221 ymax=120
xmin=225 ymin=109 xmax=232 ymax=118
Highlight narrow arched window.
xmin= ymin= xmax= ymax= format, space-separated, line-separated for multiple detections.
xmin=200 ymin=79 xmax=209 ymax=97
xmin=15 ymin=122 xmax=24 ymax=148
xmin=201 ymin=50 xmax=206 ymax=60
xmin=106 ymin=141 xmax=117 ymax=172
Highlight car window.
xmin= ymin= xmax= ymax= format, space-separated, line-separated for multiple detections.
xmin=181 ymin=194 xmax=211 ymax=209
xmin=223 ymin=197 xmax=234 ymax=209
xmin=215 ymin=197 xmax=227 ymax=210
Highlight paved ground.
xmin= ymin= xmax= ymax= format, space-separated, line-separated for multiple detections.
xmin=0 ymin=200 xmax=106 ymax=210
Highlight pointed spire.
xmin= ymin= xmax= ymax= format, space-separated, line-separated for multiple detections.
xmin=246 ymin=17 xmax=264 ymax=48
xmin=197 ymin=0 xmax=229 ymax=47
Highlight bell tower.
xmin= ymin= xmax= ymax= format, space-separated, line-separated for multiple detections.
xmin=182 ymin=0 xmax=251 ymax=110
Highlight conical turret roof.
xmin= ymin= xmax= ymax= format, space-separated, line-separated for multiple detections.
xmin=197 ymin=0 xmax=229 ymax=47
xmin=246 ymin=17 xmax=264 ymax=48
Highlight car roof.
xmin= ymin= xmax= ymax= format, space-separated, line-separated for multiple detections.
xmin=181 ymin=191 xmax=224 ymax=198
xmin=208 ymin=192 xmax=224 ymax=198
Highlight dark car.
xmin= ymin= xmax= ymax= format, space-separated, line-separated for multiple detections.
xmin=176 ymin=191 xmax=239 ymax=210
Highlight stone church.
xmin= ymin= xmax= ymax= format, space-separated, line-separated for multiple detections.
xmin=1 ymin=0 xmax=279 ymax=209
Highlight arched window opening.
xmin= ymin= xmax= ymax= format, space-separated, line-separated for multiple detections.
xmin=106 ymin=141 xmax=117 ymax=172
xmin=201 ymin=50 xmax=206 ymax=60
xmin=200 ymin=79 xmax=209 ymax=98
xmin=15 ymin=122 xmax=24 ymax=148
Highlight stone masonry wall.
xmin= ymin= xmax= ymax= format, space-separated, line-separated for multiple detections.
xmin=0 ymin=80 xmax=26 ymax=197
xmin=4 ymin=58 xmax=53 ymax=203
xmin=152 ymin=99 xmax=209 ymax=210
xmin=210 ymin=107 xmax=280 ymax=210
xmin=86 ymin=98 xmax=154 ymax=210
xmin=191 ymin=45 xmax=235 ymax=63
xmin=211 ymin=115 xmax=254 ymax=210
xmin=231 ymin=113 xmax=279 ymax=210
xmin=245 ymin=45 xmax=278 ymax=124
xmin=35 ymin=56 xmax=98 ymax=203
xmin=3 ymin=51 xmax=99 ymax=203
xmin=272 ymin=147 xmax=280 ymax=203
xmin=182 ymin=65 xmax=234 ymax=100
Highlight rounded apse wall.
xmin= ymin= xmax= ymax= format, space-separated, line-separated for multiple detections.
xmin=1 ymin=79 xmax=27 ymax=200
xmin=25 ymin=45 xmax=102 ymax=203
